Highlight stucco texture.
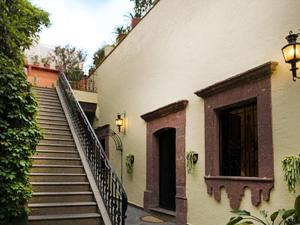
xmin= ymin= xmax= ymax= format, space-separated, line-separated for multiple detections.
xmin=95 ymin=0 xmax=300 ymax=224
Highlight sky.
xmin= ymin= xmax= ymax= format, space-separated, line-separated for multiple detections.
xmin=29 ymin=0 xmax=134 ymax=70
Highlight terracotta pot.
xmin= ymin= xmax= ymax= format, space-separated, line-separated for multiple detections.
xmin=131 ymin=17 xmax=141 ymax=29
xmin=116 ymin=33 xmax=127 ymax=44
xmin=44 ymin=63 xmax=50 ymax=68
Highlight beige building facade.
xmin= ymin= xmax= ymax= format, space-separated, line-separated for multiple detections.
xmin=94 ymin=1 xmax=300 ymax=224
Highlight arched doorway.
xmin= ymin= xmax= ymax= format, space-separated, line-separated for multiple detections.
xmin=141 ymin=100 xmax=188 ymax=225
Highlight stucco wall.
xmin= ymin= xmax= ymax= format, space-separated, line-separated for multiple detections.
xmin=95 ymin=0 xmax=300 ymax=224
xmin=73 ymin=90 xmax=98 ymax=103
xmin=26 ymin=65 xmax=58 ymax=88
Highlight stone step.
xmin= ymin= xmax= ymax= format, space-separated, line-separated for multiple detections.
xmin=29 ymin=192 xmax=94 ymax=203
xmin=31 ymin=181 xmax=90 ymax=192
xmin=36 ymin=150 xmax=78 ymax=158
xmin=33 ymin=87 xmax=56 ymax=92
xmin=43 ymin=132 xmax=72 ymax=139
xmin=29 ymin=202 xmax=98 ymax=215
xmin=38 ymin=111 xmax=65 ymax=118
xmin=32 ymin=156 xmax=81 ymax=165
xmin=36 ymin=94 xmax=59 ymax=101
xmin=33 ymin=88 xmax=57 ymax=95
xmin=38 ymin=101 xmax=62 ymax=108
xmin=37 ymin=144 xmax=76 ymax=151
xmin=40 ymin=137 xmax=73 ymax=144
xmin=39 ymin=106 xmax=63 ymax=113
xmin=40 ymin=127 xmax=71 ymax=135
xmin=39 ymin=120 xmax=68 ymax=127
xmin=28 ymin=213 xmax=102 ymax=225
xmin=31 ymin=165 xmax=84 ymax=173
xmin=30 ymin=173 xmax=87 ymax=182
xmin=37 ymin=98 xmax=60 ymax=104
xmin=38 ymin=107 xmax=64 ymax=114
xmin=37 ymin=115 xmax=67 ymax=122
xmin=35 ymin=94 xmax=59 ymax=100
xmin=38 ymin=104 xmax=62 ymax=111
xmin=39 ymin=121 xmax=69 ymax=128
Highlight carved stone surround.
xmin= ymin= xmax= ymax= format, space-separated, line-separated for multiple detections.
xmin=141 ymin=100 xmax=188 ymax=225
xmin=195 ymin=62 xmax=278 ymax=209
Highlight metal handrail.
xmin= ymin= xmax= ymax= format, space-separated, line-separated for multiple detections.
xmin=58 ymin=73 xmax=127 ymax=225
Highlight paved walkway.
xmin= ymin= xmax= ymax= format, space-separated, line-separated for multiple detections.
xmin=126 ymin=205 xmax=175 ymax=225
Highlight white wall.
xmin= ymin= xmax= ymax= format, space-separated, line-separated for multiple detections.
xmin=95 ymin=0 xmax=300 ymax=224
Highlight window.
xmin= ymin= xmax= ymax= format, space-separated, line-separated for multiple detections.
xmin=219 ymin=100 xmax=258 ymax=177
xmin=195 ymin=62 xmax=277 ymax=209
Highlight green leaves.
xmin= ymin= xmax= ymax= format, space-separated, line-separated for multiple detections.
xmin=227 ymin=217 xmax=243 ymax=225
xmin=0 ymin=0 xmax=50 ymax=65
xmin=0 ymin=0 xmax=46 ymax=222
xmin=270 ymin=211 xmax=279 ymax=222
xmin=226 ymin=197 xmax=300 ymax=225
xmin=54 ymin=45 xmax=86 ymax=81
xmin=282 ymin=156 xmax=300 ymax=193
xmin=231 ymin=210 xmax=251 ymax=216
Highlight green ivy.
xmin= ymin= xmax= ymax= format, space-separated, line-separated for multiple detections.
xmin=0 ymin=53 xmax=43 ymax=223
xmin=282 ymin=156 xmax=300 ymax=193
xmin=0 ymin=0 xmax=49 ymax=223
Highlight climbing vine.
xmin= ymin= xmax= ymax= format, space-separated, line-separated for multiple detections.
xmin=282 ymin=156 xmax=300 ymax=193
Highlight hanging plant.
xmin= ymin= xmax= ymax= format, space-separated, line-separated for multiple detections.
xmin=186 ymin=151 xmax=198 ymax=174
xmin=282 ymin=155 xmax=300 ymax=193
xmin=126 ymin=154 xmax=135 ymax=174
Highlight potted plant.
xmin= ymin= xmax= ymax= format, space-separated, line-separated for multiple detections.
xmin=31 ymin=55 xmax=40 ymax=66
xmin=186 ymin=151 xmax=198 ymax=174
xmin=126 ymin=12 xmax=142 ymax=29
xmin=282 ymin=155 xmax=300 ymax=193
xmin=129 ymin=0 xmax=153 ymax=28
xmin=126 ymin=154 xmax=135 ymax=174
xmin=114 ymin=25 xmax=129 ymax=44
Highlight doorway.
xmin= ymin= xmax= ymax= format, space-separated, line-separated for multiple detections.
xmin=157 ymin=128 xmax=176 ymax=211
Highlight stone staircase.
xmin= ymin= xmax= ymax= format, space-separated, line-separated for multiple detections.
xmin=28 ymin=87 xmax=103 ymax=225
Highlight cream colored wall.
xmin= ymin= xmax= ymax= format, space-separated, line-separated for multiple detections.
xmin=73 ymin=90 xmax=98 ymax=103
xmin=95 ymin=0 xmax=300 ymax=224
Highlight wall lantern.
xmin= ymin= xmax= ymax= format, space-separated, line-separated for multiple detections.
xmin=115 ymin=113 xmax=125 ymax=133
xmin=282 ymin=31 xmax=300 ymax=81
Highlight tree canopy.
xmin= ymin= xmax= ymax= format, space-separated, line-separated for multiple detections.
xmin=54 ymin=45 xmax=87 ymax=81
xmin=89 ymin=45 xmax=107 ymax=75
xmin=0 ymin=0 xmax=50 ymax=65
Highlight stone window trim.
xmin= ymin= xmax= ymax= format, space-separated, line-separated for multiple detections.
xmin=195 ymin=61 xmax=278 ymax=209
xmin=141 ymin=100 xmax=188 ymax=225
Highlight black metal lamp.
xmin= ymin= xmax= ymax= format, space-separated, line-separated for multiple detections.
xmin=282 ymin=31 xmax=300 ymax=81
xmin=115 ymin=114 xmax=124 ymax=132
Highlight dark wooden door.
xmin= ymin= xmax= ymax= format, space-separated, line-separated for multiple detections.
xmin=158 ymin=129 xmax=176 ymax=211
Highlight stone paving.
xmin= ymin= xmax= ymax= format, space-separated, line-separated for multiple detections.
xmin=125 ymin=205 xmax=176 ymax=225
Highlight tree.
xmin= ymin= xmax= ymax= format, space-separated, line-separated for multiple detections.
xmin=89 ymin=45 xmax=107 ymax=75
xmin=54 ymin=45 xmax=87 ymax=81
xmin=0 ymin=0 xmax=49 ymax=223
xmin=130 ymin=0 xmax=153 ymax=18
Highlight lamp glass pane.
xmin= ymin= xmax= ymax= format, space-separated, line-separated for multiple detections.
xmin=282 ymin=44 xmax=300 ymax=62
xmin=296 ymin=44 xmax=300 ymax=59
xmin=116 ymin=118 xmax=123 ymax=126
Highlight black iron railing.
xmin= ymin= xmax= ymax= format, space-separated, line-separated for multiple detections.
xmin=58 ymin=73 xmax=127 ymax=225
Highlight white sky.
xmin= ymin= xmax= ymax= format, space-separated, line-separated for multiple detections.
xmin=29 ymin=0 xmax=134 ymax=70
